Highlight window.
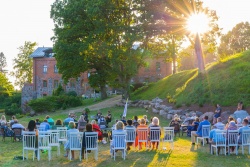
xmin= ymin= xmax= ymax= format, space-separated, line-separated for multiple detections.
xmin=87 ymin=72 xmax=90 ymax=78
xmin=43 ymin=80 xmax=47 ymax=87
xmin=54 ymin=65 xmax=58 ymax=73
xmin=156 ymin=62 xmax=161 ymax=71
xmin=54 ymin=80 xmax=59 ymax=88
xmin=43 ymin=65 xmax=48 ymax=73
xmin=70 ymin=80 xmax=75 ymax=88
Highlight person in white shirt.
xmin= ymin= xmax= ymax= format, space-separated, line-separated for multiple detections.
xmin=214 ymin=117 xmax=225 ymax=130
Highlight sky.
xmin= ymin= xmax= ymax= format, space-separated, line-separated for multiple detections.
xmin=1 ymin=0 xmax=250 ymax=87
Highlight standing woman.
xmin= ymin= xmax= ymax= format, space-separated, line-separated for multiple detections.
xmin=213 ymin=104 xmax=222 ymax=124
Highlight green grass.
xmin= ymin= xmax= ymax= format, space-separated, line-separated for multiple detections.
xmin=1 ymin=106 xmax=250 ymax=167
xmin=132 ymin=50 xmax=250 ymax=107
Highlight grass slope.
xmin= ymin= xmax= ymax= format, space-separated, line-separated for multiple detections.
xmin=132 ymin=50 xmax=250 ymax=107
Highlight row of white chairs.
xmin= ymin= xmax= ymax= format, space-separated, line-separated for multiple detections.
xmin=22 ymin=126 xmax=175 ymax=161
xmin=194 ymin=125 xmax=250 ymax=155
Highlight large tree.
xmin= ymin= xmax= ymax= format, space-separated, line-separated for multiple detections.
xmin=51 ymin=0 xmax=165 ymax=99
xmin=11 ymin=41 xmax=37 ymax=89
xmin=218 ymin=22 xmax=250 ymax=59
xmin=0 ymin=52 xmax=7 ymax=73
xmin=0 ymin=72 xmax=14 ymax=96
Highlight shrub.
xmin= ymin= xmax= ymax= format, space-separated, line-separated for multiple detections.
xmin=85 ymin=108 xmax=90 ymax=114
xmin=28 ymin=97 xmax=56 ymax=113
xmin=5 ymin=103 xmax=22 ymax=115
xmin=66 ymin=91 xmax=77 ymax=97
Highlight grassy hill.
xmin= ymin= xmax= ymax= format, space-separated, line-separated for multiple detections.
xmin=132 ymin=50 xmax=250 ymax=107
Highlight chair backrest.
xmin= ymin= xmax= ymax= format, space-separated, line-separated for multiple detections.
xmin=69 ymin=132 xmax=83 ymax=150
xmin=213 ymin=130 xmax=226 ymax=145
xmin=85 ymin=132 xmax=98 ymax=150
xmin=201 ymin=125 xmax=210 ymax=137
xmin=48 ymin=130 xmax=59 ymax=145
xmin=149 ymin=127 xmax=161 ymax=142
xmin=237 ymin=125 xmax=243 ymax=129
xmin=51 ymin=125 xmax=62 ymax=130
xmin=137 ymin=127 xmax=148 ymax=141
xmin=38 ymin=131 xmax=50 ymax=148
xmin=163 ymin=127 xmax=174 ymax=142
xmin=99 ymin=121 xmax=107 ymax=130
xmin=12 ymin=128 xmax=23 ymax=137
xmin=216 ymin=125 xmax=225 ymax=130
xmin=241 ymin=130 xmax=250 ymax=145
xmin=23 ymin=131 xmax=37 ymax=149
xmin=227 ymin=130 xmax=238 ymax=146
xmin=125 ymin=127 xmax=136 ymax=142
xmin=112 ymin=131 xmax=126 ymax=149
xmin=57 ymin=127 xmax=67 ymax=140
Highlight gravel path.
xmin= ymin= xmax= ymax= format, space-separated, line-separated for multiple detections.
xmin=65 ymin=95 xmax=122 ymax=114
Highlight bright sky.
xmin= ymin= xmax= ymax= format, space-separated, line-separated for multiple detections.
xmin=0 ymin=0 xmax=250 ymax=87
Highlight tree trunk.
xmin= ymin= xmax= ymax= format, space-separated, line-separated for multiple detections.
xmin=100 ymin=86 xmax=107 ymax=100
xmin=195 ymin=33 xmax=205 ymax=73
xmin=172 ymin=56 xmax=177 ymax=74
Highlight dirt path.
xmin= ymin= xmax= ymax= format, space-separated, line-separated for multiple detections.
xmin=65 ymin=95 xmax=122 ymax=114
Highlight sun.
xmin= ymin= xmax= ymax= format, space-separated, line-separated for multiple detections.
xmin=187 ymin=13 xmax=210 ymax=34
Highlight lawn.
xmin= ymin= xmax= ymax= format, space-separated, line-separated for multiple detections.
xmin=0 ymin=106 xmax=250 ymax=167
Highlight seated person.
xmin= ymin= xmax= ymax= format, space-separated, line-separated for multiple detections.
xmin=91 ymin=120 xmax=103 ymax=141
xmin=225 ymin=116 xmax=235 ymax=129
xmin=11 ymin=119 xmax=25 ymax=129
xmin=40 ymin=119 xmax=50 ymax=131
xmin=64 ymin=114 xmax=74 ymax=125
xmin=110 ymin=121 xmax=125 ymax=155
xmin=82 ymin=123 xmax=94 ymax=159
xmin=78 ymin=115 xmax=87 ymax=132
xmin=214 ymin=117 xmax=225 ymax=130
xmin=121 ymin=116 xmax=127 ymax=126
xmin=98 ymin=116 xmax=107 ymax=129
xmin=105 ymin=111 xmax=112 ymax=125
xmin=226 ymin=121 xmax=237 ymax=153
xmin=133 ymin=116 xmax=139 ymax=128
xmin=209 ymin=125 xmax=225 ymax=154
xmin=64 ymin=121 xmax=79 ymax=158
xmin=46 ymin=115 xmax=54 ymax=125
xmin=125 ymin=119 xmax=134 ymax=151
xmin=187 ymin=117 xmax=200 ymax=137
xmin=96 ymin=110 xmax=102 ymax=121
xmin=55 ymin=119 xmax=63 ymax=126
xmin=170 ymin=117 xmax=181 ymax=136
xmin=82 ymin=110 xmax=89 ymax=123
xmin=143 ymin=115 xmax=149 ymax=125
xmin=10 ymin=115 xmax=16 ymax=127
xmin=35 ymin=118 xmax=41 ymax=126
xmin=136 ymin=118 xmax=148 ymax=150
xmin=191 ymin=116 xmax=210 ymax=145
xmin=149 ymin=117 xmax=161 ymax=149
xmin=238 ymin=118 xmax=250 ymax=144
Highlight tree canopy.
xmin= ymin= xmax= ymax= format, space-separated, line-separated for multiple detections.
xmin=218 ymin=22 xmax=250 ymax=59
xmin=0 ymin=52 xmax=7 ymax=72
xmin=0 ymin=72 xmax=14 ymax=96
xmin=11 ymin=41 xmax=37 ymax=89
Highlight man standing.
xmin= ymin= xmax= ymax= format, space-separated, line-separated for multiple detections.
xmin=191 ymin=115 xmax=211 ymax=145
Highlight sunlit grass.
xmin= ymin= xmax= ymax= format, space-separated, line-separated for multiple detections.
xmin=132 ymin=50 xmax=250 ymax=107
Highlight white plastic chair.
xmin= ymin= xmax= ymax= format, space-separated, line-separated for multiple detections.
xmin=137 ymin=127 xmax=148 ymax=150
xmin=197 ymin=125 xmax=210 ymax=146
xmin=125 ymin=127 xmax=136 ymax=149
xmin=162 ymin=127 xmax=174 ymax=150
xmin=37 ymin=131 xmax=52 ymax=161
xmin=210 ymin=130 xmax=227 ymax=155
xmin=238 ymin=130 xmax=250 ymax=154
xmin=227 ymin=130 xmax=239 ymax=155
xmin=69 ymin=132 xmax=83 ymax=161
xmin=22 ymin=131 xmax=38 ymax=161
xmin=149 ymin=127 xmax=161 ymax=149
xmin=84 ymin=132 xmax=98 ymax=160
xmin=111 ymin=131 xmax=126 ymax=160
xmin=48 ymin=130 xmax=60 ymax=156
xmin=57 ymin=127 xmax=67 ymax=144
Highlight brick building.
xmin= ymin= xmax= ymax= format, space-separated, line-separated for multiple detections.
xmin=21 ymin=47 xmax=172 ymax=109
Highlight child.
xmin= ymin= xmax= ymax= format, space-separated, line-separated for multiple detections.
xmin=170 ymin=118 xmax=180 ymax=136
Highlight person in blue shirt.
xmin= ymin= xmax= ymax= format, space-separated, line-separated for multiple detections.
xmin=64 ymin=114 xmax=74 ymax=124
xmin=39 ymin=119 xmax=50 ymax=131
xmin=238 ymin=118 xmax=250 ymax=144
xmin=191 ymin=115 xmax=210 ymax=145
